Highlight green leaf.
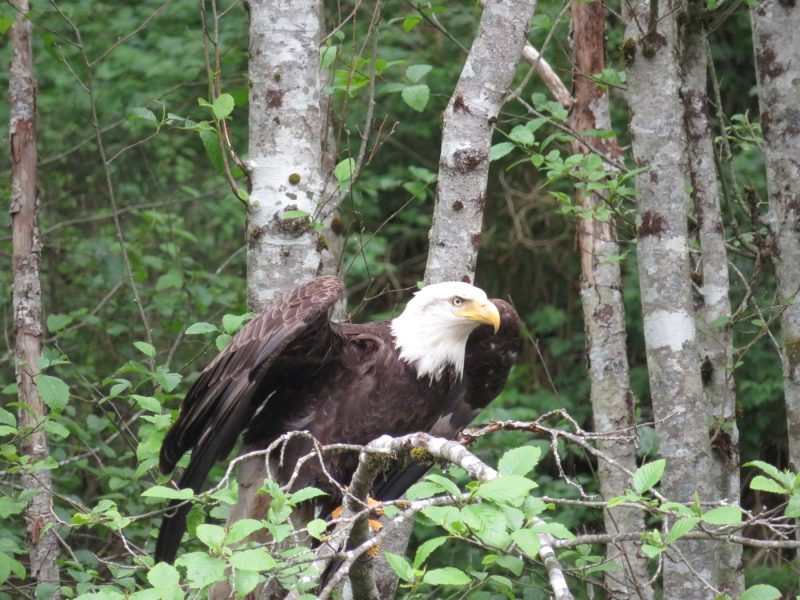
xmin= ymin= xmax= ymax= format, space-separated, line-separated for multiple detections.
xmin=509 ymin=125 xmax=535 ymax=146
xmin=498 ymin=446 xmax=541 ymax=477
xmin=155 ymin=368 xmax=182 ymax=393
xmin=132 ymin=395 xmax=161 ymax=413
xmin=133 ymin=341 xmax=156 ymax=358
xmin=462 ymin=503 xmax=510 ymax=547
xmin=320 ymin=45 xmax=337 ymax=69
xmin=641 ymin=544 xmax=663 ymax=558
xmin=785 ymin=494 xmax=800 ymax=518
xmin=222 ymin=313 xmax=254 ymax=335
xmin=232 ymin=569 xmax=260 ymax=596
xmin=496 ymin=554 xmax=523 ymax=576
xmin=230 ymin=548 xmax=277 ymax=571
xmin=282 ymin=210 xmax=310 ymax=219
xmin=745 ymin=460 xmax=794 ymax=488
xmin=406 ymin=64 xmax=432 ymax=83
xmin=147 ymin=563 xmax=183 ymax=600
xmin=212 ymin=93 xmax=235 ymax=119
xmin=0 ymin=407 xmax=16 ymax=427
xmin=129 ymin=106 xmax=158 ymax=123
xmin=666 ymin=517 xmax=699 ymax=543
xmin=413 ymin=536 xmax=448 ymax=569
xmin=185 ymin=322 xmax=218 ymax=335
xmin=402 ymin=16 xmax=422 ymax=32
xmin=401 ymin=84 xmax=430 ymax=112
xmin=216 ymin=333 xmax=232 ymax=350
xmin=750 ymin=475 xmax=788 ymax=495
xmin=406 ymin=481 xmax=441 ymax=500
xmin=334 ymin=158 xmax=356 ymax=185
xmin=306 ymin=518 xmax=327 ymax=540
xmin=511 ymin=528 xmax=540 ymax=558
xmin=196 ymin=524 xmax=226 ymax=550
xmin=47 ymin=314 xmax=73 ymax=333
xmin=701 ymin=505 xmax=742 ymax=526
xmin=142 ymin=486 xmax=194 ymax=501
xmin=225 ymin=519 xmax=264 ymax=545
xmin=289 ymin=487 xmax=327 ymax=504
xmin=739 ymin=584 xmax=781 ymax=600
xmin=425 ymin=474 xmax=462 ymax=498
xmin=175 ymin=552 xmax=226 ymax=589
xmin=531 ymin=521 xmax=575 ymax=539
xmin=35 ymin=374 xmax=70 ymax=411
xmin=423 ymin=567 xmax=471 ymax=586
xmin=383 ymin=552 xmax=415 ymax=583
xmin=490 ymin=142 xmax=515 ymax=161
xmin=633 ymin=459 xmax=666 ymax=494
xmin=200 ymin=130 xmax=224 ymax=174
xmin=475 ymin=475 xmax=537 ymax=506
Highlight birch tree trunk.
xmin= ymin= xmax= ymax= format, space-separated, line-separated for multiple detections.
xmin=424 ymin=0 xmax=538 ymax=285
xmin=569 ymin=4 xmax=651 ymax=597
xmin=751 ymin=0 xmax=800 ymax=469
xmin=679 ymin=1 xmax=742 ymax=593
xmin=246 ymin=0 xmax=330 ymax=311
xmin=371 ymin=2 xmax=538 ymax=596
xmin=9 ymin=0 xmax=61 ymax=593
xmin=623 ymin=2 xmax=716 ymax=595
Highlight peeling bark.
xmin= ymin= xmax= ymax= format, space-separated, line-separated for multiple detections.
xmin=751 ymin=0 xmax=800 ymax=469
xmin=424 ymin=0 xmax=538 ymax=284
xmin=679 ymin=1 xmax=742 ymax=593
xmin=9 ymin=0 xmax=60 ymax=593
xmin=246 ymin=0 xmax=332 ymax=311
xmin=569 ymin=4 xmax=651 ymax=598
xmin=623 ymin=0 xmax=716 ymax=595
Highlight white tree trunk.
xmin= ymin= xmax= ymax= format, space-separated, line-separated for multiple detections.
xmin=569 ymin=4 xmax=652 ymax=597
xmin=751 ymin=0 xmax=800 ymax=468
xmin=9 ymin=0 xmax=60 ymax=593
xmin=623 ymin=1 xmax=716 ymax=596
xmin=424 ymin=0 xmax=538 ymax=285
xmin=246 ymin=0 xmax=330 ymax=311
xmin=679 ymin=2 xmax=742 ymax=594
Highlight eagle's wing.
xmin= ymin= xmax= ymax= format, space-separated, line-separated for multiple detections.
xmin=373 ymin=299 xmax=522 ymax=500
xmin=155 ymin=276 xmax=344 ymax=563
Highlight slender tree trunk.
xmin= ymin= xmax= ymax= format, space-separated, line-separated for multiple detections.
xmin=679 ymin=1 xmax=742 ymax=594
xmin=246 ymin=0 xmax=330 ymax=311
xmin=622 ymin=1 xmax=716 ymax=596
xmin=424 ymin=0 xmax=538 ymax=285
xmin=569 ymin=4 xmax=652 ymax=598
xmin=375 ymin=1 xmax=537 ymax=596
xmin=751 ymin=0 xmax=800 ymax=469
xmin=9 ymin=0 xmax=61 ymax=594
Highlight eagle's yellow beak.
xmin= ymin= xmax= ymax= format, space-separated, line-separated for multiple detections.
xmin=456 ymin=300 xmax=501 ymax=333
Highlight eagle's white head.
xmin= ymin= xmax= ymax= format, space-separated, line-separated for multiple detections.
xmin=391 ymin=281 xmax=501 ymax=380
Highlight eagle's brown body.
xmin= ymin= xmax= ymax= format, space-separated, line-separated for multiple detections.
xmin=156 ymin=276 xmax=521 ymax=563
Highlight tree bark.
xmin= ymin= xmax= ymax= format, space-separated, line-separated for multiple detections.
xmin=622 ymin=1 xmax=716 ymax=596
xmin=751 ymin=0 xmax=800 ymax=470
xmin=679 ymin=1 xmax=742 ymax=594
xmin=569 ymin=4 xmax=652 ymax=598
xmin=424 ymin=0 xmax=538 ymax=285
xmin=246 ymin=0 xmax=331 ymax=311
xmin=9 ymin=0 xmax=61 ymax=594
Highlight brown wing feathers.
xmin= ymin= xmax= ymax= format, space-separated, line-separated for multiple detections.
xmin=155 ymin=277 xmax=344 ymax=563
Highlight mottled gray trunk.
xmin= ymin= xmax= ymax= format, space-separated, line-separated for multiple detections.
xmin=751 ymin=0 xmax=800 ymax=468
xmin=9 ymin=0 xmax=60 ymax=593
xmin=623 ymin=1 xmax=716 ymax=596
xmin=679 ymin=1 xmax=742 ymax=594
xmin=569 ymin=4 xmax=651 ymax=598
xmin=424 ymin=0 xmax=538 ymax=285
xmin=246 ymin=0 xmax=332 ymax=311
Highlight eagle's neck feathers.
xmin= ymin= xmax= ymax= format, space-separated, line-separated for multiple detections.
xmin=391 ymin=310 xmax=473 ymax=381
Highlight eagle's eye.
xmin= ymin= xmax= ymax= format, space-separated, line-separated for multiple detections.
xmin=451 ymin=296 xmax=464 ymax=307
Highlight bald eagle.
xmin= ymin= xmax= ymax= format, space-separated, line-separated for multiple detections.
xmin=155 ymin=276 xmax=521 ymax=563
